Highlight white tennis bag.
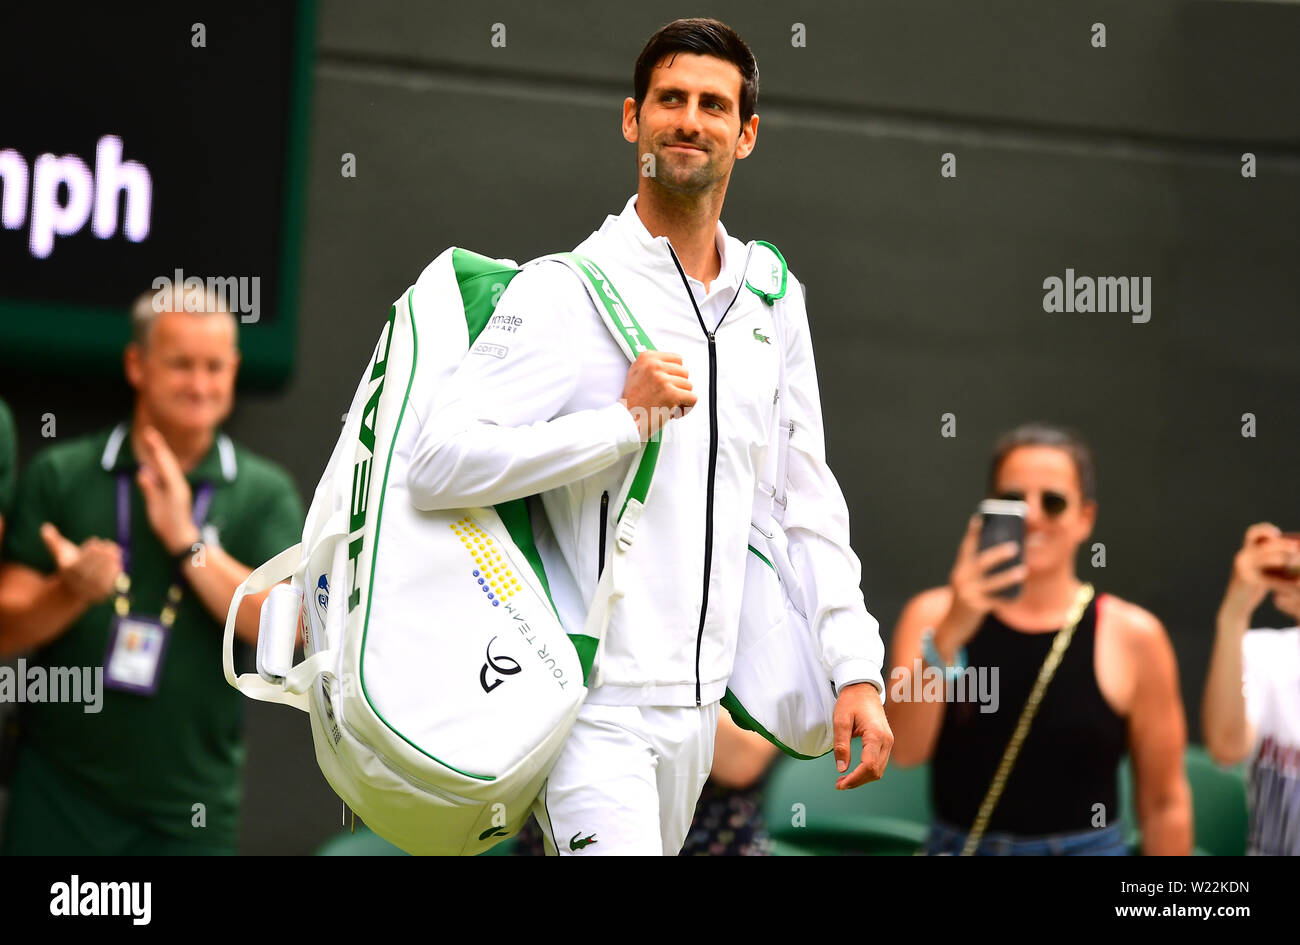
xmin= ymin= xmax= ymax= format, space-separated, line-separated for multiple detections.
xmin=222 ymin=248 xmax=662 ymax=855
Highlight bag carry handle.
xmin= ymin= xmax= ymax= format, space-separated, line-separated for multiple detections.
xmin=223 ymin=510 xmax=348 ymax=712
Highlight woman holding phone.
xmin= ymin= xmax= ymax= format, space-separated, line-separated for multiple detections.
xmin=886 ymin=423 xmax=1191 ymax=855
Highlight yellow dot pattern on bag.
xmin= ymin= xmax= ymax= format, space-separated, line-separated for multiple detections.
xmin=450 ymin=517 xmax=517 ymax=606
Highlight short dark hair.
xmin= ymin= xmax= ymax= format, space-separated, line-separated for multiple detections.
xmin=633 ymin=18 xmax=759 ymax=125
xmin=987 ymin=422 xmax=1098 ymax=503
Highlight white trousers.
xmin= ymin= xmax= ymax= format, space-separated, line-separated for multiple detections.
xmin=531 ymin=700 xmax=720 ymax=855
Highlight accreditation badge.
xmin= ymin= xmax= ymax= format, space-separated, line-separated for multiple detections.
xmin=104 ymin=615 xmax=171 ymax=695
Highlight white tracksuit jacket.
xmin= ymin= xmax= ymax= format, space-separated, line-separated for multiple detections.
xmin=406 ymin=195 xmax=884 ymax=707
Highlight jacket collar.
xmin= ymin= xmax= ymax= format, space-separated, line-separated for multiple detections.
xmin=601 ymin=194 xmax=744 ymax=294
xmin=100 ymin=420 xmax=237 ymax=483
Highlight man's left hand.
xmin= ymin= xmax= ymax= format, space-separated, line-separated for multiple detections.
xmin=135 ymin=426 xmax=199 ymax=556
xmin=832 ymin=681 xmax=893 ymax=790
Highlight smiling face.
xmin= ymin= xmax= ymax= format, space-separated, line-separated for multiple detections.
xmin=622 ymin=52 xmax=758 ymax=197
xmin=124 ymin=311 xmax=239 ymax=436
xmin=991 ymin=446 xmax=1097 ymax=577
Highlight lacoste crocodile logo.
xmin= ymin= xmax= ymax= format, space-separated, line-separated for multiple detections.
xmin=569 ymin=831 xmax=598 ymax=851
xmin=753 ymin=328 xmax=770 ymax=344
xmin=479 ymin=825 xmax=509 ymax=841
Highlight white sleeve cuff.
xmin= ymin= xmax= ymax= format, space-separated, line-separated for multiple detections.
xmin=599 ymin=401 xmax=643 ymax=455
xmin=832 ymin=659 xmax=886 ymax=704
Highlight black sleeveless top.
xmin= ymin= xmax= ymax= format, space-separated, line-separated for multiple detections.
xmin=930 ymin=593 xmax=1128 ymax=835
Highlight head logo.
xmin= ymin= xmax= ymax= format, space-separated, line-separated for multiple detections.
xmin=346 ymin=306 xmax=396 ymax=614
xmin=579 ymin=257 xmax=648 ymax=354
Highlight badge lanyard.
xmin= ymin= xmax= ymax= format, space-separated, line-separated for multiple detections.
xmin=112 ymin=474 xmax=215 ymax=628
xmin=103 ymin=475 xmax=215 ymax=697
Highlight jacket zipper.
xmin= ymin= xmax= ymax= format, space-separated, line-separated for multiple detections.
xmin=597 ymin=490 xmax=609 ymax=580
xmin=666 ymin=245 xmax=747 ymax=706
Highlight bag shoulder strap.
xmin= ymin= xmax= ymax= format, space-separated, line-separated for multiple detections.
xmin=535 ymin=252 xmax=661 ymax=540
xmin=959 ymin=583 xmax=1097 ymax=855
xmin=529 ymin=252 xmax=666 ymax=687
xmin=547 ymin=253 xmax=654 ymax=361
xmin=744 ymin=240 xmax=793 ymax=530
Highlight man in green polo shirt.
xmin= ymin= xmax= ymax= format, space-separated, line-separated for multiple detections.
xmin=0 ymin=286 xmax=302 ymax=855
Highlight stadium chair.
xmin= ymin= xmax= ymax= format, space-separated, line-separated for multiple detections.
xmin=1117 ymin=746 xmax=1248 ymax=856
xmin=1116 ymin=756 xmax=1140 ymax=852
xmin=763 ymin=754 xmax=932 ymax=855
xmin=314 ymin=824 xmax=518 ymax=856
xmin=1186 ymin=746 xmax=1249 ymax=856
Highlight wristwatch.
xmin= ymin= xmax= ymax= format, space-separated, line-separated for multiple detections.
xmin=920 ymin=626 xmax=967 ymax=677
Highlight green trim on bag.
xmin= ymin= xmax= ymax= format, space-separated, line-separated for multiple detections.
xmin=493 ymin=498 xmax=596 ymax=687
xmin=744 ymin=240 xmax=788 ymax=306
xmin=359 ymin=291 xmax=497 ymax=781
xmin=493 ymin=500 xmax=559 ymax=617
xmin=496 ymin=501 xmax=598 ymax=686
xmin=559 ymin=253 xmax=656 ymax=359
xmin=453 ymin=248 xmax=522 ymax=343
xmin=566 ymin=634 xmax=599 ymax=681
xmin=620 ymin=437 xmax=661 ymax=522
xmin=498 ymin=497 xmax=598 ymax=684
xmin=721 ymin=688 xmax=827 ymax=761
xmin=747 ymin=543 xmax=777 ymax=575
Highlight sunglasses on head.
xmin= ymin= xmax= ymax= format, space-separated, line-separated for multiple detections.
xmin=995 ymin=489 xmax=1070 ymax=519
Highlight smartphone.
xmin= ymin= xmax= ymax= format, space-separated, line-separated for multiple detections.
xmin=1262 ymin=532 xmax=1300 ymax=579
xmin=977 ymin=499 xmax=1028 ymax=600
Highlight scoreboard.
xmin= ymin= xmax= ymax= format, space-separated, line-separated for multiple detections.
xmin=0 ymin=2 xmax=313 ymax=387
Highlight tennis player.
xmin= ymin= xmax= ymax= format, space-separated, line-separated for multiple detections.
xmin=409 ymin=18 xmax=890 ymax=855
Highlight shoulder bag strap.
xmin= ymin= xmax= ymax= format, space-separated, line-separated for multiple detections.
xmin=541 ymin=252 xmax=660 ymax=537
xmin=959 ymin=582 xmax=1097 ymax=855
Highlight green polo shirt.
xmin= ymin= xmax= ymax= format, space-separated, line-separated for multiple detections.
xmin=0 ymin=398 xmax=16 ymax=519
xmin=1 ymin=422 xmax=303 ymax=851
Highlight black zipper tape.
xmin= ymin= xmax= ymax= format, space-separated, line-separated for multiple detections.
xmin=666 ymin=245 xmax=748 ymax=706
xmin=598 ymin=490 xmax=609 ymax=580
